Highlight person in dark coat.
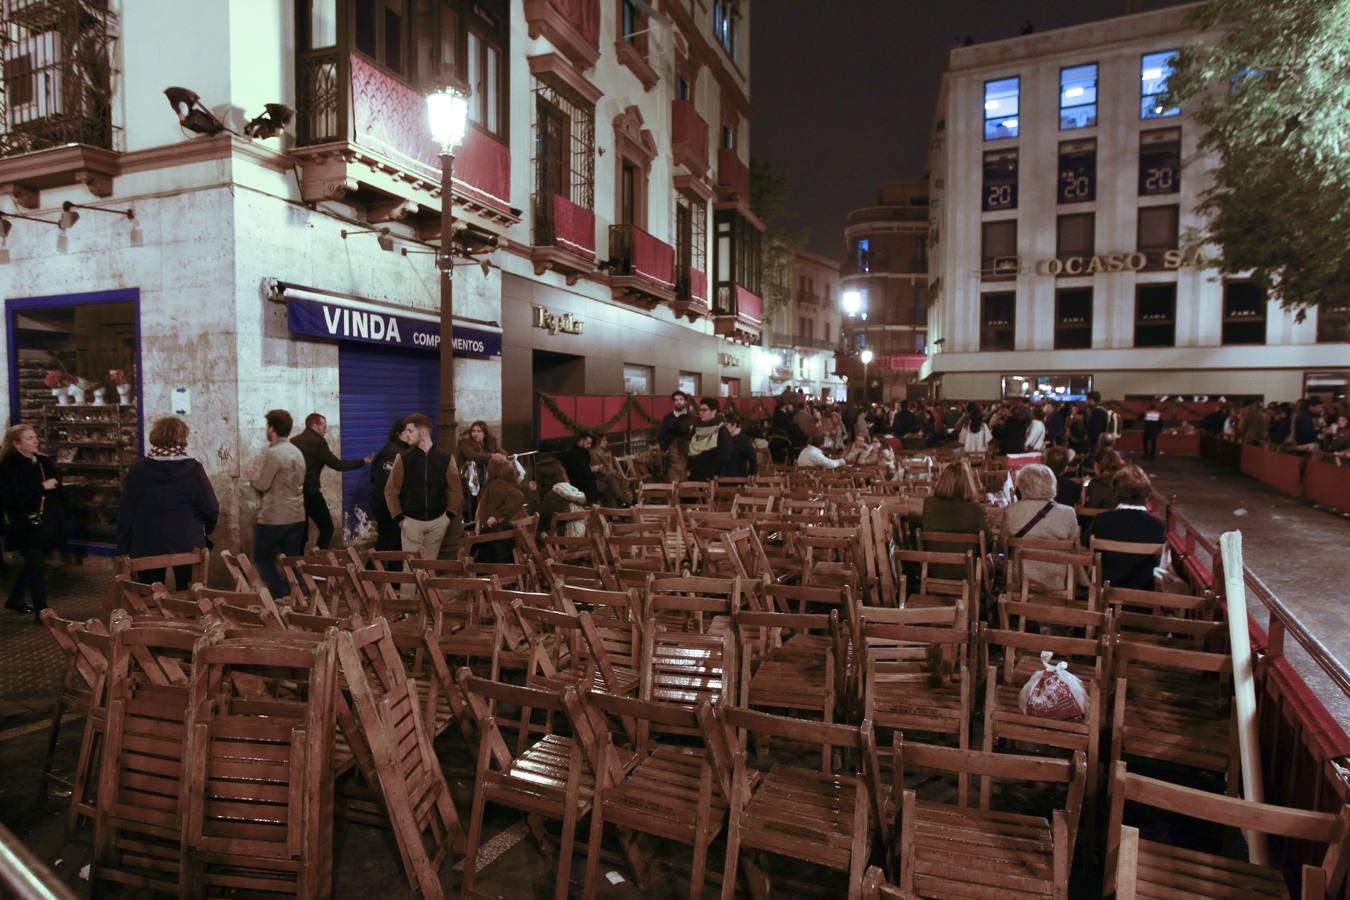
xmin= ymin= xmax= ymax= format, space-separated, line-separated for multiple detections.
xmin=117 ymin=416 xmax=219 ymax=590
xmin=291 ymin=412 xmax=371 ymax=550
xmin=561 ymin=434 xmax=601 ymax=504
xmin=724 ymin=416 xmax=759 ymax=477
xmin=1 ymin=424 xmax=65 ymax=619
xmin=1001 ymin=405 xmax=1028 ymax=454
xmin=457 ymin=420 xmax=498 ymax=520
xmin=1086 ymin=391 xmax=1110 ymax=449
xmin=474 ymin=454 xmax=526 ymax=564
xmin=1085 ymin=465 xmax=1166 ymax=591
xmin=687 ymin=397 xmax=733 ymax=482
xmin=371 ymin=417 xmax=412 ymax=563
xmin=1046 ymin=446 xmax=1082 ymax=507
xmin=920 ymin=461 xmax=991 ymax=581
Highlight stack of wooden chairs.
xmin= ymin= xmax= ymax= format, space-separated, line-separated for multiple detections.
xmin=32 ymin=458 xmax=1347 ymax=899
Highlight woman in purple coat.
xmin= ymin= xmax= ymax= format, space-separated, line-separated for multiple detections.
xmin=117 ymin=416 xmax=219 ymax=589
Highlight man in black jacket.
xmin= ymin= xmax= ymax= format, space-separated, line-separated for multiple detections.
xmin=1086 ymin=391 xmax=1110 ymax=450
xmin=383 ymin=413 xmax=461 ymax=561
xmin=371 ymin=418 xmax=412 ymax=561
xmin=657 ymin=391 xmax=694 ymax=482
xmin=561 ymin=434 xmax=601 ymax=504
xmin=292 ymin=413 xmax=371 ymax=549
xmin=724 ymin=416 xmax=759 ymax=477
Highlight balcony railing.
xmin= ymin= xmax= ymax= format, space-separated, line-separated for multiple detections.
xmin=0 ymin=0 xmax=116 ymax=157
xmin=295 ymin=51 xmax=512 ymax=218
xmin=524 ymin=0 xmax=601 ymax=69
xmin=717 ymin=147 xmax=750 ymax=202
xmin=671 ymin=100 xmax=709 ymax=173
xmin=609 ymin=223 xmax=675 ymax=291
xmin=846 ymin=205 xmax=928 ymax=228
xmin=536 ymin=192 xmax=596 ymax=258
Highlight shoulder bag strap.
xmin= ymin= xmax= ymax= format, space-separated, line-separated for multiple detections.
xmin=1014 ymin=501 xmax=1057 ymax=539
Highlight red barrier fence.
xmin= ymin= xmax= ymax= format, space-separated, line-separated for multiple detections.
xmin=1242 ymin=443 xmax=1307 ymax=498
xmin=536 ymin=393 xmax=781 ymax=441
xmin=1116 ymin=431 xmax=1201 ymax=456
xmin=1163 ymin=497 xmax=1350 ymax=890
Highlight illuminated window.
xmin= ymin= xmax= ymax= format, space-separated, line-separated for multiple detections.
xmin=1141 ymin=50 xmax=1179 ymax=119
xmin=1059 ymin=63 xmax=1097 ymax=130
xmin=1058 ymin=139 xmax=1096 ymax=204
xmin=982 ymin=149 xmax=1018 ymax=211
xmin=1139 ymin=128 xmax=1181 ymax=195
xmin=983 ymin=77 xmax=1020 ymax=140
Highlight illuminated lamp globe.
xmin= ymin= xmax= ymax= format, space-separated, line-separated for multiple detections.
xmin=860 ymin=349 xmax=874 ymax=366
xmin=426 ymin=87 xmax=470 ymax=152
xmin=841 ymin=290 xmax=862 ymax=316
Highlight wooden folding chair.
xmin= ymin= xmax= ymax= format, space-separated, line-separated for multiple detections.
xmin=915 ymin=528 xmax=992 ymax=598
xmin=1110 ymin=638 xmax=1237 ymax=791
xmin=335 ymin=620 xmax=464 ymax=898
xmin=1105 ymin=760 xmax=1350 ymax=898
xmin=182 ymin=633 xmax=338 ymax=898
xmin=110 ymin=574 xmax=164 ymax=616
xmin=296 ymin=561 xmax=369 ymax=619
xmin=638 ymin=483 xmax=676 ymax=505
xmin=1090 ymin=536 xmax=1165 ymax=590
xmin=112 ymin=547 xmax=209 ymax=598
xmin=544 ymin=559 xmax=617 ymax=591
xmin=894 ymin=737 xmax=1085 ymax=900
xmin=92 ymin=619 xmax=214 ymax=895
xmin=580 ymin=691 xmax=728 ymax=899
xmin=715 ymin=707 xmax=880 ymax=899
xmin=646 ymin=574 xmax=743 ymax=634
xmin=191 ymin=583 xmax=287 ymax=629
xmin=38 ymin=610 xmax=111 ymax=827
xmin=457 ymin=673 xmax=623 ymax=900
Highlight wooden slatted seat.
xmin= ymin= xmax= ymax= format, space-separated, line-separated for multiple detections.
xmin=1110 ymin=639 xmax=1237 ymax=789
xmin=192 ymin=583 xmax=288 ymax=629
xmin=296 ymin=561 xmax=368 ymax=619
xmin=112 ymin=547 xmax=209 ymax=598
xmin=647 ymin=574 xmax=743 ymax=634
xmin=895 ymin=737 xmax=1085 ymax=900
xmin=513 ymin=601 xmax=641 ymax=700
xmin=716 ymin=707 xmax=880 ymax=899
xmin=544 ymin=559 xmax=617 ymax=591
xmin=457 ymin=672 xmax=632 ymax=900
xmin=38 ymin=610 xmax=109 ymax=800
xmin=582 ymin=691 xmax=728 ymax=899
xmin=1104 ymin=761 xmax=1350 ymax=898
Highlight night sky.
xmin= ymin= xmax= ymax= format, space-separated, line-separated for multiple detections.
xmin=751 ymin=0 xmax=1191 ymax=259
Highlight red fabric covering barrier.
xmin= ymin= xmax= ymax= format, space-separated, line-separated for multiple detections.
xmin=688 ymin=268 xmax=707 ymax=303
xmin=671 ymin=99 xmax=710 ymax=171
xmin=1241 ymin=443 xmax=1305 ymax=497
xmin=629 ymin=226 xmax=675 ymax=289
xmin=548 ymin=0 xmax=600 ymax=47
xmin=453 ymin=125 xmax=512 ymax=214
xmin=718 ymin=147 xmax=750 ymax=200
xmin=1303 ymin=458 xmax=1350 ymax=515
xmin=1117 ymin=431 xmax=1200 ymax=455
xmin=552 ymin=194 xmax=596 ymax=257
xmin=735 ymin=286 xmax=762 ymax=324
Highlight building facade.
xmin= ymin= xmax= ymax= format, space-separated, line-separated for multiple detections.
xmin=838 ymin=179 xmax=930 ymax=403
xmin=0 ymin=0 xmax=762 ymax=558
xmin=924 ymin=4 xmax=1349 ymax=403
xmin=756 ymin=246 xmax=844 ymax=400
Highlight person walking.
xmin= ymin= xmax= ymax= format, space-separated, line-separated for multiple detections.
xmin=1 ymin=424 xmax=64 ymax=620
xmin=1141 ymin=404 xmax=1164 ymax=459
xmin=371 ymin=418 xmax=413 ymax=562
xmin=117 ymin=416 xmax=219 ymax=589
xmin=384 ymin=413 xmax=462 ymax=561
xmin=291 ymin=412 xmax=371 ymax=550
xmin=657 ymin=391 xmax=694 ymax=483
xmin=248 ymin=409 xmax=307 ymax=599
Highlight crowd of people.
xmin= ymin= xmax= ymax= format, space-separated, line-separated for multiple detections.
xmin=2 ymin=384 xmax=1342 ymax=619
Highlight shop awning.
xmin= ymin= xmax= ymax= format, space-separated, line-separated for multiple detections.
xmin=267 ymin=279 xmax=502 ymax=358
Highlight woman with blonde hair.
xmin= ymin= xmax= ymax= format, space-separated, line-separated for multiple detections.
xmin=1004 ymin=463 xmax=1079 ymax=591
xmin=0 ymin=424 xmax=63 ymax=618
xmin=118 ymin=416 xmax=218 ymax=589
xmin=921 ymin=460 xmax=992 ymax=579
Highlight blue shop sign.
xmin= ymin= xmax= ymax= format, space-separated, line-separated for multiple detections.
xmin=286 ymin=297 xmax=501 ymax=357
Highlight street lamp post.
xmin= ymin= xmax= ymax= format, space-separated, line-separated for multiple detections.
xmin=860 ymin=348 xmax=874 ymax=404
xmin=425 ymin=87 xmax=470 ymax=449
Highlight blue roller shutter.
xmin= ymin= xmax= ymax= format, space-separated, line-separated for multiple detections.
xmin=338 ymin=343 xmax=440 ymax=543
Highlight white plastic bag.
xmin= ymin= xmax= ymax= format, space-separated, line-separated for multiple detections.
xmin=1018 ymin=651 xmax=1088 ymax=721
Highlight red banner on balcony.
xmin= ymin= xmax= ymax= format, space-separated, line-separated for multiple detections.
xmin=672 ymin=100 xmax=709 ymax=172
xmin=718 ymin=147 xmax=751 ymax=201
xmin=548 ymin=0 xmax=600 ymax=48
xmin=876 ymin=354 xmax=927 ymax=371
xmin=630 ymin=226 xmax=675 ymax=290
xmin=736 ymin=286 xmax=762 ymax=324
xmin=553 ymin=194 xmax=596 ymax=258
xmin=689 ymin=268 xmax=708 ymax=302
xmin=349 ymin=55 xmax=511 ymax=214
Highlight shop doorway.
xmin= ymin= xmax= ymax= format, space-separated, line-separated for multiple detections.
xmin=5 ymin=289 xmax=142 ymax=553
xmin=533 ymin=349 xmax=585 ymax=395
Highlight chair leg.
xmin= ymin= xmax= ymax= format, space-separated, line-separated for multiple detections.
xmin=582 ymin=799 xmax=604 ymax=900
xmin=553 ymin=801 xmax=580 ymax=900
xmin=460 ymin=785 xmax=489 ymax=899
xmin=39 ymin=691 xmax=69 ymax=797
xmin=720 ymin=809 xmax=742 ymax=900
xmin=689 ymin=835 xmax=709 ymax=900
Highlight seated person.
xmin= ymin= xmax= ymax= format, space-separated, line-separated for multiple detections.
xmin=1046 ymin=445 xmax=1082 ymax=507
xmin=796 ymin=434 xmax=845 ymax=469
xmin=1003 ymin=463 xmax=1079 ymax=592
xmin=1084 ymin=464 xmax=1166 ymax=591
xmin=921 ymin=461 xmax=992 ymax=581
xmin=1083 ymin=450 xmax=1124 ymax=509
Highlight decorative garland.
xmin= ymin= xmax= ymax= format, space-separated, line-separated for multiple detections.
xmin=536 ymin=391 xmax=774 ymax=439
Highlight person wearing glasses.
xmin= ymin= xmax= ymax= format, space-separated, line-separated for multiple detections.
xmin=687 ymin=397 xmax=733 ymax=482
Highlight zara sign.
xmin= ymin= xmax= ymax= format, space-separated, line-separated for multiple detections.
xmin=1036 ymin=247 xmax=1205 ymax=276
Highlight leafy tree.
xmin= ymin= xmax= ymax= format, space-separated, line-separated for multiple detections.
xmin=750 ymin=158 xmax=808 ymax=323
xmin=1167 ymin=0 xmax=1350 ymax=326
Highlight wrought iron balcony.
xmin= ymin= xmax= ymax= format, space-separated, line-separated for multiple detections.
xmin=672 ymin=266 xmax=709 ymax=320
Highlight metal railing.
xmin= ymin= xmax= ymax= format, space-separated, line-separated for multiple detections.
xmin=0 ymin=822 xmax=76 ymax=900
